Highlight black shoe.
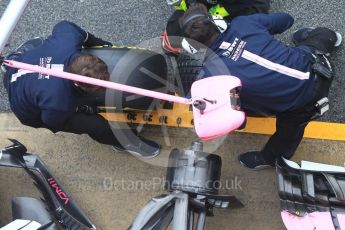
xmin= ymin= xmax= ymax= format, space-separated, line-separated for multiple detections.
xmin=292 ymin=27 xmax=342 ymax=47
xmin=238 ymin=151 xmax=274 ymax=170
xmin=112 ymin=136 xmax=160 ymax=159
xmin=292 ymin=27 xmax=315 ymax=45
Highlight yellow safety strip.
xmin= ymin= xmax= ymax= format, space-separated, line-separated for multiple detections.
xmin=99 ymin=105 xmax=345 ymax=141
xmin=239 ymin=117 xmax=345 ymax=141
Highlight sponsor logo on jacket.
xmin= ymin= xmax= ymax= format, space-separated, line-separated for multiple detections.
xmin=220 ymin=38 xmax=246 ymax=61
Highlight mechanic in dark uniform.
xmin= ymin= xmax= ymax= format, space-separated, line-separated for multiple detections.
xmin=1 ymin=20 xmax=160 ymax=159
xmin=162 ymin=0 xmax=271 ymax=55
xmin=180 ymin=3 xmax=342 ymax=169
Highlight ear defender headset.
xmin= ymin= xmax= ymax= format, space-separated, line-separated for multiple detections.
xmin=180 ymin=12 xmax=214 ymax=31
xmin=180 ymin=12 xmax=228 ymax=54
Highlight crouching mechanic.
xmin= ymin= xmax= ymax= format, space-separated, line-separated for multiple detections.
xmin=163 ymin=0 xmax=271 ymax=55
xmin=180 ymin=4 xmax=342 ymax=169
xmin=1 ymin=20 xmax=160 ymax=159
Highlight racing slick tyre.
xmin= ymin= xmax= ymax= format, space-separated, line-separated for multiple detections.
xmin=176 ymin=52 xmax=204 ymax=97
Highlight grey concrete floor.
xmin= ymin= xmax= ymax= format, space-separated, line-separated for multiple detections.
xmin=0 ymin=0 xmax=345 ymax=229
xmin=0 ymin=113 xmax=344 ymax=229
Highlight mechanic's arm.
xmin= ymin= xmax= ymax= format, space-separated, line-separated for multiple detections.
xmin=254 ymin=13 xmax=294 ymax=35
xmin=51 ymin=20 xmax=112 ymax=49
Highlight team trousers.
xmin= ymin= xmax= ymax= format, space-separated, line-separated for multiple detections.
xmin=261 ymin=27 xmax=337 ymax=163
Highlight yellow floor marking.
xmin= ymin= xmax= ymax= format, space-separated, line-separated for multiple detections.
xmin=100 ymin=108 xmax=345 ymax=141
xmin=240 ymin=117 xmax=345 ymax=141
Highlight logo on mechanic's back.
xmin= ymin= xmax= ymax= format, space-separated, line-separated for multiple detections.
xmin=38 ymin=57 xmax=64 ymax=80
xmin=220 ymin=37 xmax=246 ymax=61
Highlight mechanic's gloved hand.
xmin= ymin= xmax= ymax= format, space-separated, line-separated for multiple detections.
xmin=84 ymin=33 xmax=112 ymax=47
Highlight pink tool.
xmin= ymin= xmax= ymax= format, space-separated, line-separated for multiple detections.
xmin=3 ymin=60 xmax=245 ymax=140
xmin=191 ymin=75 xmax=245 ymax=141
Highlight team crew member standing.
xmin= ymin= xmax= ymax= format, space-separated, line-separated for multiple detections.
xmin=2 ymin=20 xmax=160 ymax=159
xmin=180 ymin=4 xmax=342 ymax=169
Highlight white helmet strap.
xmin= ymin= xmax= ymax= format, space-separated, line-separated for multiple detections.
xmin=212 ymin=15 xmax=228 ymax=33
xmin=181 ymin=38 xmax=199 ymax=54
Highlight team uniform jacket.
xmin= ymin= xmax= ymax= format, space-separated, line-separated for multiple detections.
xmin=5 ymin=21 xmax=87 ymax=129
xmin=200 ymin=13 xmax=316 ymax=115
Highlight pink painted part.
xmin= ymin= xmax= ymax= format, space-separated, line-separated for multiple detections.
xmin=338 ymin=214 xmax=345 ymax=230
xmin=281 ymin=210 xmax=336 ymax=230
xmin=191 ymin=75 xmax=245 ymax=141
xmin=4 ymin=60 xmax=191 ymax=105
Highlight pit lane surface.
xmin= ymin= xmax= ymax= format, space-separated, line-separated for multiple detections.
xmin=0 ymin=1 xmax=344 ymax=230
xmin=0 ymin=0 xmax=344 ymax=123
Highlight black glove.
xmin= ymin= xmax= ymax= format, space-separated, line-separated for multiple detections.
xmin=76 ymin=104 xmax=99 ymax=115
xmin=84 ymin=33 xmax=112 ymax=47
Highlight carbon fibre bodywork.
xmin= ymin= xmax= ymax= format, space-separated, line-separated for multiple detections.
xmin=0 ymin=139 xmax=96 ymax=230
xmin=276 ymin=158 xmax=345 ymax=230
xmin=130 ymin=141 xmax=243 ymax=230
